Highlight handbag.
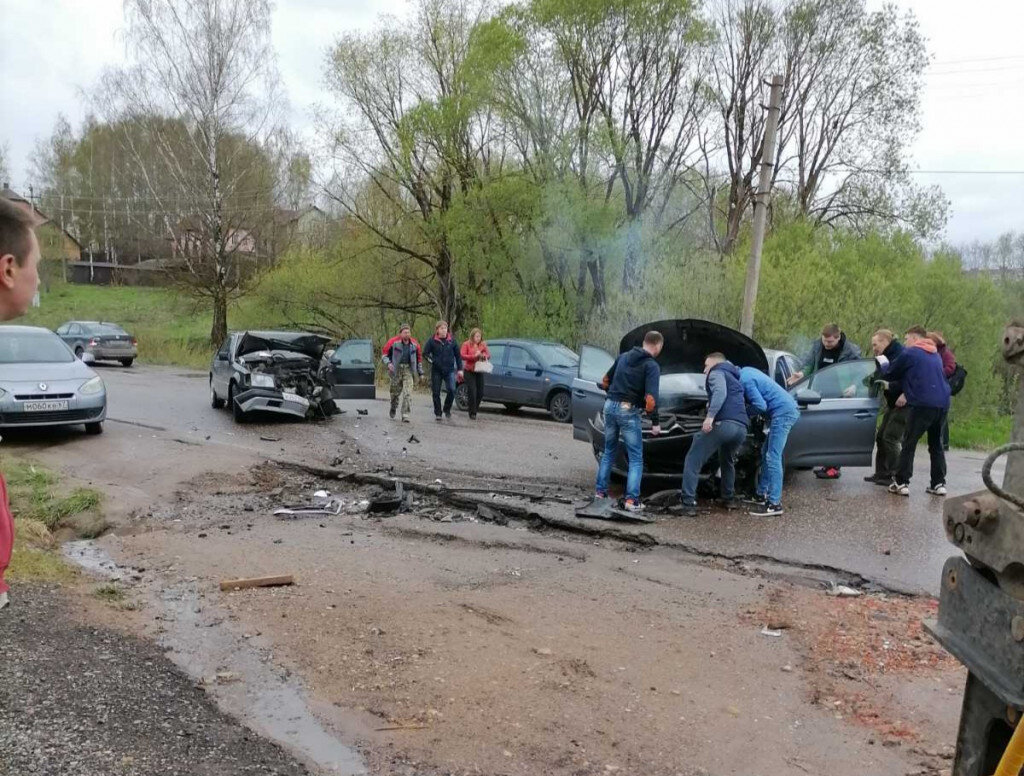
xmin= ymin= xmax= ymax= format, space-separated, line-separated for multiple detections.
xmin=948 ymin=363 xmax=967 ymax=396
xmin=475 ymin=360 xmax=494 ymax=374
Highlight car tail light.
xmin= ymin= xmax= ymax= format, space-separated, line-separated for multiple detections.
xmin=131 ymin=338 xmax=138 ymax=346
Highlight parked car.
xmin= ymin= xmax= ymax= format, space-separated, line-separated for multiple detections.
xmin=210 ymin=330 xmax=373 ymax=423
xmin=571 ymin=319 xmax=880 ymax=490
xmin=56 ymin=321 xmax=138 ymax=367
xmin=0 ymin=325 xmax=107 ymax=434
xmin=454 ymin=338 xmax=579 ymax=422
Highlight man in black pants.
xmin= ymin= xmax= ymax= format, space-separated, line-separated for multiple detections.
xmin=877 ymin=326 xmax=952 ymax=497
xmin=423 ymin=321 xmax=464 ymax=421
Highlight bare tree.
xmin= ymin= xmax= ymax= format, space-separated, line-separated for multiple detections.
xmin=0 ymin=142 xmax=10 ymax=185
xmin=94 ymin=0 xmax=283 ymax=344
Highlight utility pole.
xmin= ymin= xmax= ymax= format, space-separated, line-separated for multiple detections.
xmin=740 ymin=74 xmax=784 ymax=338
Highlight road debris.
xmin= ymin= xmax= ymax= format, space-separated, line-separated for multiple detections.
xmin=827 ymin=583 xmax=863 ymax=598
xmin=260 ymin=436 xmax=281 ymax=442
xmin=408 ymin=434 xmax=421 ymax=444
xmin=219 ymin=574 xmax=295 ymax=591
xmin=760 ymin=626 xmax=784 ymax=637
xmin=273 ymin=498 xmax=343 ymax=518
xmin=368 ymin=481 xmax=412 ymax=514
xmin=575 ymin=497 xmax=655 ymax=524
xmin=357 ymin=408 xmax=369 ymax=416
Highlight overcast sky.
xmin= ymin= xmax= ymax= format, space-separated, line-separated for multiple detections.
xmin=1 ymin=0 xmax=1021 ymax=245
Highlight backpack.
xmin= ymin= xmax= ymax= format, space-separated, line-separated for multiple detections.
xmin=948 ymin=363 xmax=967 ymax=396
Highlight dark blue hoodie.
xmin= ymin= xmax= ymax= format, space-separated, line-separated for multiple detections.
xmin=601 ymin=347 xmax=660 ymax=425
xmin=706 ymin=361 xmax=748 ymax=428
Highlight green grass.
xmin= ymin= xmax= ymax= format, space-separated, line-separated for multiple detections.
xmin=8 ymin=545 xmax=76 ymax=583
xmin=949 ymin=414 xmax=1013 ymax=451
xmin=1 ymin=456 xmax=104 ymax=531
xmin=94 ymin=583 xmax=126 ymax=602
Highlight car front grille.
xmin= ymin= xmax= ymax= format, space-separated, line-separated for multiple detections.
xmin=13 ymin=393 xmax=75 ymax=400
xmin=0 ymin=407 xmax=104 ymax=425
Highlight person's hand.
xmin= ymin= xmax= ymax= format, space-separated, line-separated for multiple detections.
xmin=388 ymin=365 xmax=395 ymax=376
xmin=842 ymin=384 xmax=856 ymax=398
xmin=896 ymin=393 xmax=907 ymax=408
xmin=701 ymin=417 xmax=714 ymax=434
xmin=787 ymin=371 xmax=803 ymax=386
xmin=457 ymin=370 xmax=464 ymax=381
xmin=650 ymin=425 xmax=661 ymax=437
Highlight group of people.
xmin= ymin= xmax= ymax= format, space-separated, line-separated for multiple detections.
xmin=595 ymin=321 xmax=958 ymax=519
xmin=381 ymin=321 xmax=492 ymax=423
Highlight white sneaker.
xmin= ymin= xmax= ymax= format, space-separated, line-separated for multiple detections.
xmin=926 ymin=483 xmax=947 ymax=496
xmin=0 ymin=591 xmax=8 ymax=611
xmin=888 ymin=482 xmax=910 ymax=497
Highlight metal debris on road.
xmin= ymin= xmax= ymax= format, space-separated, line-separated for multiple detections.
xmin=575 ymin=497 xmax=655 ymax=524
xmin=260 ymin=436 xmax=281 ymax=442
xmin=760 ymin=626 xmax=784 ymax=637
xmin=408 ymin=435 xmax=421 ymax=444
xmin=827 ymin=583 xmax=863 ymax=598
xmin=219 ymin=575 xmax=295 ymax=592
xmin=357 ymin=409 xmax=369 ymax=416
xmin=273 ymin=499 xmax=344 ymax=518
xmin=367 ymin=481 xmax=412 ymax=514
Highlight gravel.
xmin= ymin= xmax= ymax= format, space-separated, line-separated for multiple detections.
xmin=0 ymin=584 xmax=310 ymax=776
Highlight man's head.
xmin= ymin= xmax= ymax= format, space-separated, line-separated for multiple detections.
xmin=0 ymin=197 xmax=40 ymax=321
xmin=904 ymin=325 xmax=927 ymax=345
xmin=642 ymin=330 xmax=664 ymax=357
xmin=435 ymin=320 xmax=448 ymax=339
xmin=927 ymin=330 xmax=946 ymax=348
xmin=821 ymin=323 xmax=842 ymax=350
xmin=871 ymin=329 xmax=894 ymax=356
xmin=703 ymin=351 xmax=725 ymax=375
xmin=399 ymin=323 xmax=411 ymax=342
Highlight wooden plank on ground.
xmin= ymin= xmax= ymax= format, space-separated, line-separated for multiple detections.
xmin=219 ymin=575 xmax=295 ymax=592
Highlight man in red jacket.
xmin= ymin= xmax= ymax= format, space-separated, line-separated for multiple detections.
xmin=0 ymin=197 xmax=43 ymax=610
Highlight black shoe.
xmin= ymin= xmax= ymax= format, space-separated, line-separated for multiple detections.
xmin=751 ymin=502 xmax=784 ymax=517
xmin=670 ymin=502 xmax=698 ymax=518
xmin=390 ymin=408 xmax=397 ymax=420
xmin=715 ymin=497 xmax=739 ymax=511
xmin=435 ymin=415 xmax=443 ymax=422
xmin=864 ymin=473 xmax=882 ymax=483
xmin=444 ymin=411 xmax=452 ymax=420
xmin=469 ymin=414 xmax=477 ymax=420
xmin=742 ymin=493 xmax=767 ymax=506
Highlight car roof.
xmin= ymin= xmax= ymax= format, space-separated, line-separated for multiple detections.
xmin=0 ymin=325 xmax=59 ymax=335
xmin=489 ymin=338 xmax=571 ymax=347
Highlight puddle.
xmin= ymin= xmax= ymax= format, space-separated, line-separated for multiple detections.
xmin=64 ymin=540 xmax=368 ymax=775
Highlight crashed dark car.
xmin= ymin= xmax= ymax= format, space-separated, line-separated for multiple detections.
xmin=209 ymin=331 xmax=339 ymax=422
xmin=571 ymin=319 xmax=881 ymax=491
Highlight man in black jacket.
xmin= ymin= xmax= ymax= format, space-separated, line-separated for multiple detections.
xmin=423 ymin=321 xmax=464 ymax=421
xmin=594 ymin=331 xmax=663 ymax=512
xmin=865 ymin=329 xmax=907 ymax=484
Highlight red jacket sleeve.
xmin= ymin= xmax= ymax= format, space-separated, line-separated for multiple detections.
xmin=460 ymin=341 xmax=477 ymax=368
xmin=382 ymin=335 xmax=399 ymax=357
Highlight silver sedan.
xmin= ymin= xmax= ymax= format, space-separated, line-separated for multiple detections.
xmin=0 ymin=325 xmax=107 ymax=434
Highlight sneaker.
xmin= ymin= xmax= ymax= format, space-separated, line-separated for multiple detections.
xmin=389 ymin=408 xmax=397 ymax=420
xmin=815 ymin=466 xmax=842 ymax=480
xmin=751 ymin=503 xmax=784 ymax=517
xmin=670 ymin=502 xmax=698 ymax=518
xmin=715 ymin=497 xmax=740 ymax=511
xmin=401 ymin=416 xmax=410 ymax=423
xmin=742 ymin=493 xmax=767 ymax=506
xmin=0 ymin=591 xmax=8 ymax=611
xmin=926 ymin=483 xmax=948 ymax=496
xmin=622 ymin=499 xmax=645 ymax=513
xmin=435 ymin=416 xmax=443 ymax=422
xmin=888 ymin=481 xmax=910 ymax=497
xmin=595 ymin=490 xmax=609 ymax=500
xmin=864 ymin=473 xmax=885 ymax=483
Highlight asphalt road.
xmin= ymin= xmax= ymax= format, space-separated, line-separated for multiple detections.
xmin=15 ymin=363 xmax=998 ymax=594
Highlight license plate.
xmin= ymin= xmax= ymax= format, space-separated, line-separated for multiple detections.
xmin=281 ymin=392 xmax=309 ymax=407
xmin=23 ymin=400 xmax=69 ymax=412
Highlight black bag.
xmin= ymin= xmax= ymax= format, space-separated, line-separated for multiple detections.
xmin=948 ymin=363 xmax=967 ymax=396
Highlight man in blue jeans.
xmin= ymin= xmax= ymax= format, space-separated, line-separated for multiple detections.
xmin=739 ymin=365 xmax=800 ymax=517
xmin=594 ymin=331 xmax=664 ymax=512
xmin=677 ymin=353 xmax=749 ymax=518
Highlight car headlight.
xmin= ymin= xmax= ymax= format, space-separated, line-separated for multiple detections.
xmin=251 ymin=373 xmax=276 ymax=389
xmin=79 ymin=376 xmax=105 ymax=395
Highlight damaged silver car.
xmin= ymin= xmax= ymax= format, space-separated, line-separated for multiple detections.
xmin=209 ymin=331 xmax=339 ymax=422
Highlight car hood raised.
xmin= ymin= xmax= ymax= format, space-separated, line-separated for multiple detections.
xmin=619 ymin=319 xmax=768 ymax=375
xmin=236 ymin=331 xmax=331 ymax=361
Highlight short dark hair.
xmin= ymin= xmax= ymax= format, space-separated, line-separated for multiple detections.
xmin=821 ymin=323 xmax=841 ymax=337
xmin=399 ymin=323 xmax=411 ymax=332
xmin=0 ymin=197 xmax=35 ymax=266
xmin=906 ymin=325 xmax=927 ymax=337
xmin=643 ymin=331 xmax=664 ymax=348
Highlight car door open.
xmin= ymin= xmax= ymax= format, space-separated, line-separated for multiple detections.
xmin=784 ymin=359 xmax=880 ymax=468
xmin=330 ymin=339 xmax=377 ymax=400
xmin=571 ymin=345 xmax=615 ymax=442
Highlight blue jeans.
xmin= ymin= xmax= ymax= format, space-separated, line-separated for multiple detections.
xmin=681 ymin=420 xmax=747 ymax=504
xmin=756 ymin=409 xmax=800 ymax=505
xmin=595 ymin=400 xmax=643 ymax=501
xmin=431 ymin=368 xmax=457 ymax=416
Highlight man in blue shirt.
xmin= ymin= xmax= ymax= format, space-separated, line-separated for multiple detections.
xmin=739 ymin=365 xmax=800 ymax=517
xmin=677 ymin=353 xmax=749 ymax=517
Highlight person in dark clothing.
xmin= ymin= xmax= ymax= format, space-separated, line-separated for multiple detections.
xmin=422 ymin=321 xmax=464 ymax=421
xmin=865 ymin=329 xmax=908 ymax=485
xmin=677 ymin=353 xmax=750 ymax=517
xmin=594 ymin=331 xmax=663 ymax=512
xmin=382 ymin=324 xmax=423 ymax=422
xmin=928 ymin=330 xmax=956 ymax=451
xmin=878 ymin=326 xmax=951 ymax=496
xmin=788 ymin=323 xmax=862 ymax=480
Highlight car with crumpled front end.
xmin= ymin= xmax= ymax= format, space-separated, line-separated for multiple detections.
xmin=209 ymin=330 xmax=344 ymax=423
xmin=571 ymin=319 xmax=881 ymax=491
xmin=0 ymin=325 xmax=107 ymax=434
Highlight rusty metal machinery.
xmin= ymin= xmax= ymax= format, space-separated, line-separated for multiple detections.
xmin=926 ymin=324 xmax=1024 ymax=774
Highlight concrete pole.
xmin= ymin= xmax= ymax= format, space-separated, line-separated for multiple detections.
xmin=740 ymin=74 xmax=784 ymax=338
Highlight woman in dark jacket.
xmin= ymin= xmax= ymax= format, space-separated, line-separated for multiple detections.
xmin=928 ymin=331 xmax=955 ymax=451
xmin=423 ymin=321 xmax=464 ymax=421
xmin=460 ymin=328 xmax=491 ymax=420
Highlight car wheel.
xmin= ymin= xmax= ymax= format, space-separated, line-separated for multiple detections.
xmin=74 ymin=346 xmax=84 ymax=359
xmin=120 ymin=358 xmax=134 ymax=368
xmin=210 ymin=378 xmax=225 ymax=409
xmin=547 ymin=390 xmax=572 ymax=423
xmin=84 ymin=422 xmax=103 ymax=435
xmin=230 ymin=382 xmax=247 ymax=423
xmin=503 ymin=403 xmax=521 ymax=413
xmin=455 ymin=383 xmax=469 ymax=411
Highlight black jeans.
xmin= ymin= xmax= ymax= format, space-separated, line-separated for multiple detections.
xmin=895 ymin=406 xmax=948 ymax=487
xmin=431 ymin=368 xmax=457 ymax=417
xmin=465 ymin=372 xmax=485 ymax=417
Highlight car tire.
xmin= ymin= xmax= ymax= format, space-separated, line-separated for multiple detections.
xmin=503 ymin=403 xmax=521 ymax=413
xmin=84 ymin=422 xmax=103 ymax=435
xmin=455 ymin=383 xmax=469 ymax=412
xmin=120 ymin=358 xmax=134 ymax=368
xmin=210 ymin=378 xmax=225 ymax=409
xmin=74 ymin=346 xmax=84 ymax=359
xmin=229 ymin=382 xmax=247 ymax=423
xmin=547 ymin=390 xmax=572 ymax=423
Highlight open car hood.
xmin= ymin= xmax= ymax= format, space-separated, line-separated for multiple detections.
xmin=236 ymin=331 xmax=331 ymax=361
xmin=619 ymin=319 xmax=769 ymax=375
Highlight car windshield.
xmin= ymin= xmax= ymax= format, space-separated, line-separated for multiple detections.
xmin=532 ymin=343 xmax=578 ymax=368
xmin=88 ymin=323 xmax=128 ymax=335
xmin=0 ymin=331 xmax=75 ymax=363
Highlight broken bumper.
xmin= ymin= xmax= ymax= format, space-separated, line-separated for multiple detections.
xmin=235 ymin=387 xmax=312 ymax=419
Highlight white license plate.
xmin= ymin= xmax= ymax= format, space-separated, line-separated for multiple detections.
xmin=23 ymin=400 xmax=69 ymax=412
xmin=281 ymin=392 xmax=309 ymax=407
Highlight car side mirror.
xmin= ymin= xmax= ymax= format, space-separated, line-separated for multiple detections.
xmin=529 ymin=364 xmax=543 ymax=374
xmin=81 ymin=352 xmax=96 ymax=365
xmin=795 ymin=388 xmax=822 ymax=407
xmin=216 ymin=353 xmax=229 ymax=362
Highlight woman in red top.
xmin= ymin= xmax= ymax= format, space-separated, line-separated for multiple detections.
xmin=460 ymin=328 xmax=491 ymax=420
